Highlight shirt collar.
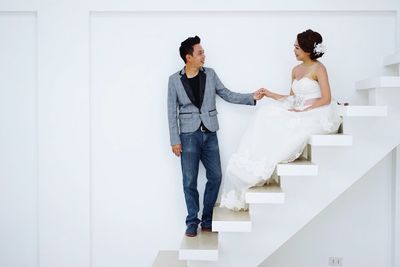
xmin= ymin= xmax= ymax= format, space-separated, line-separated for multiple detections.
xmin=180 ymin=66 xmax=204 ymax=76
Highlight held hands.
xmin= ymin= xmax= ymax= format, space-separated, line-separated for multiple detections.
xmin=260 ymin=88 xmax=271 ymax=97
xmin=253 ymin=88 xmax=269 ymax=100
xmin=171 ymin=144 xmax=182 ymax=157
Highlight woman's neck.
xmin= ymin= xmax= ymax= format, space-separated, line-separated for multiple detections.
xmin=302 ymin=59 xmax=317 ymax=67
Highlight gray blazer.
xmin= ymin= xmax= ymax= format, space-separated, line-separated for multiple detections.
xmin=167 ymin=67 xmax=255 ymax=146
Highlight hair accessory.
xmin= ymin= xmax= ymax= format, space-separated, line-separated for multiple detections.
xmin=313 ymin=42 xmax=326 ymax=55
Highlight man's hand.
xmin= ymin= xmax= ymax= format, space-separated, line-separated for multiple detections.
xmin=253 ymin=89 xmax=265 ymax=100
xmin=171 ymin=144 xmax=182 ymax=157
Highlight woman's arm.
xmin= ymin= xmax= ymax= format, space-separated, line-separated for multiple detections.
xmin=264 ymin=90 xmax=290 ymax=100
xmin=262 ymin=68 xmax=295 ymax=100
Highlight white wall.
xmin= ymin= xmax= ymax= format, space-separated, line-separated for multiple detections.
xmin=0 ymin=1 xmax=398 ymax=267
xmin=397 ymin=3 xmax=400 ymax=50
xmin=0 ymin=12 xmax=37 ymax=267
xmin=260 ymin=152 xmax=394 ymax=267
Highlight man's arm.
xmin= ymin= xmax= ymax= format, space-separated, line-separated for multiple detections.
xmin=213 ymin=70 xmax=260 ymax=105
xmin=167 ymin=77 xmax=182 ymax=156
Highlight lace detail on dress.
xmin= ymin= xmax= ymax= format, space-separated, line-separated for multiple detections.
xmin=220 ymin=190 xmax=248 ymax=211
xmin=228 ymin=153 xmax=274 ymax=181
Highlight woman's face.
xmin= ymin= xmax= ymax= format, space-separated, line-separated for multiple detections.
xmin=293 ymin=39 xmax=310 ymax=61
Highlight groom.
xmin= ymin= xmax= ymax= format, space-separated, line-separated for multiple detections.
xmin=167 ymin=36 xmax=264 ymax=237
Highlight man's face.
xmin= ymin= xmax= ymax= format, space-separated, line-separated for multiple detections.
xmin=186 ymin=44 xmax=205 ymax=67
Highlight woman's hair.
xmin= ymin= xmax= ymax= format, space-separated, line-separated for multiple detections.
xmin=179 ymin=35 xmax=201 ymax=63
xmin=297 ymin=29 xmax=324 ymax=60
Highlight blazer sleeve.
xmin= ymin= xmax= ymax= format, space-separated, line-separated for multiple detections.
xmin=214 ymin=70 xmax=256 ymax=105
xmin=167 ymin=77 xmax=181 ymax=146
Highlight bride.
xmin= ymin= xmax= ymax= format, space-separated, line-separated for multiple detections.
xmin=220 ymin=29 xmax=342 ymax=211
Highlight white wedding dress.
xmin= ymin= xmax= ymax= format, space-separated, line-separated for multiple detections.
xmin=219 ymin=77 xmax=342 ymax=211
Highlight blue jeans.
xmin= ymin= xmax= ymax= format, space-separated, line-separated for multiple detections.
xmin=180 ymin=129 xmax=222 ymax=227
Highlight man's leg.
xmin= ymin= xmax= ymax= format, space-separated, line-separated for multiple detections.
xmin=200 ymin=132 xmax=222 ymax=229
xmin=180 ymin=131 xmax=202 ymax=232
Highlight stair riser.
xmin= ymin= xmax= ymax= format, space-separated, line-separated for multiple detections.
xmin=246 ymin=194 xmax=285 ymax=204
xmin=341 ymin=117 xmax=383 ymax=134
xmin=277 ymin=165 xmax=318 ymax=176
xmin=355 ymin=77 xmax=400 ymax=90
xmin=308 ymin=136 xmax=353 ymax=146
xmin=212 ymin=222 xmax=252 ymax=232
xmin=179 ymin=251 xmax=218 ymax=261
xmin=367 ymin=89 xmax=400 ymax=113
xmin=383 ymin=52 xmax=400 ymax=67
xmin=338 ymin=106 xmax=387 ymax=117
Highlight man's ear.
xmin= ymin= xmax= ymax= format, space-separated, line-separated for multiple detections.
xmin=185 ymin=54 xmax=191 ymax=63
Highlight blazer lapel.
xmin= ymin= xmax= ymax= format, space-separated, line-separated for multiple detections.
xmin=180 ymin=70 xmax=196 ymax=105
xmin=198 ymin=70 xmax=206 ymax=109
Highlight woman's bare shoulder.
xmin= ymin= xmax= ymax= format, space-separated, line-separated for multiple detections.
xmin=315 ymin=61 xmax=326 ymax=71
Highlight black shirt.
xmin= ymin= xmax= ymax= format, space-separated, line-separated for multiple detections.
xmin=186 ymin=73 xmax=201 ymax=109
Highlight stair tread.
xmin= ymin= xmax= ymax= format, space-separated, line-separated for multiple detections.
xmin=212 ymin=207 xmax=252 ymax=232
xmin=180 ymin=231 xmax=218 ymax=251
xmin=383 ymin=51 xmax=400 ymax=66
xmin=355 ymin=76 xmax=400 ymax=90
xmin=213 ymin=206 xmax=250 ymax=222
xmin=277 ymin=158 xmax=318 ymax=176
xmin=277 ymin=158 xmax=315 ymax=166
xmin=246 ymin=182 xmax=285 ymax=204
xmin=247 ymin=182 xmax=283 ymax=193
xmin=153 ymin=251 xmax=187 ymax=267
xmin=338 ymin=105 xmax=387 ymax=117
xmin=179 ymin=231 xmax=218 ymax=261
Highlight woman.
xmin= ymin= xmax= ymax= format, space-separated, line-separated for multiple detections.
xmin=220 ymin=29 xmax=342 ymax=211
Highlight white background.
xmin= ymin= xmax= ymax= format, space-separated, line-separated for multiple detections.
xmin=0 ymin=0 xmax=399 ymax=266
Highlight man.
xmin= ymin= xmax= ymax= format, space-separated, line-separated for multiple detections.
xmin=167 ymin=36 xmax=264 ymax=237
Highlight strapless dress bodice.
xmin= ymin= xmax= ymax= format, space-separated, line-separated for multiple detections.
xmin=292 ymin=77 xmax=321 ymax=100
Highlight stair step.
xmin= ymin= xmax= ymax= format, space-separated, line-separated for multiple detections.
xmin=308 ymin=134 xmax=352 ymax=146
xmin=383 ymin=51 xmax=400 ymax=66
xmin=246 ymin=182 xmax=285 ymax=204
xmin=153 ymin=251 xmax=187 ymax=267
xmin=277 ymin=158 xmax=318 ymax=176
xmin=355 ymin=76 xmax=400 ymax=90
xmin=338 ymin=105 xmax=387 ymax=117
xmin=179 ymin=231 xmax=218 ymax=261
xmin=212 ymin=207 xmax=251 ymax=232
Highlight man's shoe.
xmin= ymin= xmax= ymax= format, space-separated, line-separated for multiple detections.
xmin=201 ymin=223 xmax=212 ymax=232
xmin=201 ymin=226 xmax=212 ymax=232
xmin=185 ymin=224 xmax=198 ymax=237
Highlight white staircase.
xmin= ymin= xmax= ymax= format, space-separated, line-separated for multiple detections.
xmin=179 ymin=231 xmax=218 ymax=261
xmin=153 ymin=251 xmax=187 ymax=267
xmin=246 ymin=181 xmax=285 ymax=204
xmin=355 ymin=76 xmax=400 ymax=90
xmin=212 ymin=207 xmax=252 ymax=232
xmin=383 ymin=51 xmax=400 ymax=67
xmin=154 ymin=52 xmax=400 ymax=267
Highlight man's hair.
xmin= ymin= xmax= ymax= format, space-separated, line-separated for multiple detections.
xmin=179 ymin=36 xmax=201 ymax=63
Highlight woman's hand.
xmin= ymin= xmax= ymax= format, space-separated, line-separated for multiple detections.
xmin=288 ymin=107 xmax=312 ymax=112
xmin=259 ymin=88 xmax=271 ymax=97
xmin=260 ymin=88 xmax=290 ymax=101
